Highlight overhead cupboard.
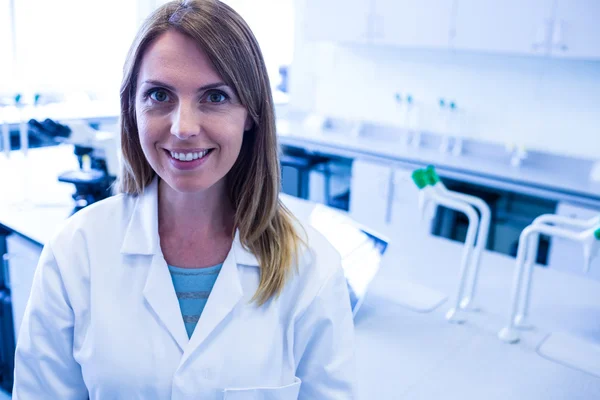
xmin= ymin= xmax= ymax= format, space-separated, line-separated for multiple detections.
xmin=303 ymin=0 xmax=600 ymax=60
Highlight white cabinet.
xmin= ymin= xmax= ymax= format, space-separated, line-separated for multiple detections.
xmin=302 ymin=0 xmax=600 ymax=60
xmin=302 ymin=0 xmax=371 ymax=43
xmin=547 ymin=202 xmax=600 ymax=281
xmin=452 ymin=0 xmax=554 ymax=56
xmin=388 ymin=166 xmax=428 ymax=234
xmin=550 ymin=0 xmax=600 ymax=60
xmin=349 ymin=159 xmax=393 ymax=235
xmin=349 ymin=160 xmax=428 ymax=238
xmin=371 ymin=0 xmax=454 ymax=48
xmin=6 ymin=234 xmax=42 ymax=340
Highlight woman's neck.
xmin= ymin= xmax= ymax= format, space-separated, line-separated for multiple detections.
xmin=157 ymin=179 xmax=235 ymax=240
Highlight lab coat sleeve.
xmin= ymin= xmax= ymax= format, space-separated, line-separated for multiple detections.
xmin=294 ymin=261 xmax=357 ymax=399
xmin=13 ymin=242 xmax=88 ymax=399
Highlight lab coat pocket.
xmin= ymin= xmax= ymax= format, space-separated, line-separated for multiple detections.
xmin=223 ymin=377 xmax=301 ymax=400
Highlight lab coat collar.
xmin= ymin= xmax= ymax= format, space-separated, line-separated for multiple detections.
xmin=231 ymin=230 xmax=260 ymax=267
xmin=120 ymin=176 xmax=160 ymax=255
xmin=121 ymin=176 xmax=261 ymax=268
xmin=123 ymin=176 xmax=262 ymax=359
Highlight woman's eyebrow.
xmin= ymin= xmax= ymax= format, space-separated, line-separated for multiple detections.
xmin=141 ymin=80 xmax=229 ymax=92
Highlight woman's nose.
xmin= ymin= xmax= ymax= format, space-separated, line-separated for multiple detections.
xmin=170 ymin=103 xmax=202 ymax=139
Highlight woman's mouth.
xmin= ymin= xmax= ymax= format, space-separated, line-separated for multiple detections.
xmin=167 ymin=149 xmax=213 ymax=161
xmin=164 ymin=148 xmax=214 ymax=170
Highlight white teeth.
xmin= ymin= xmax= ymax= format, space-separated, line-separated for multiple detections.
xmin=169 ymin=150 xmax=210 ymax=161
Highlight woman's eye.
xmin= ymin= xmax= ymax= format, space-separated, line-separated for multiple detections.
xmin=149 ymin=89 xmax=170 ymax=102
xmin=207 ymin=92 xmax=227 ymax=103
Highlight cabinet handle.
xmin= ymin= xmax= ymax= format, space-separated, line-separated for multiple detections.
xmin=385 ymin=170 xmax=395 ymax=224
xmin=2 ymin=253 xmax=12 ymax=289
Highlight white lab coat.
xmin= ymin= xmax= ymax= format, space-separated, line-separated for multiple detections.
xmin=13 ymin=177 xmax=356 ymax=399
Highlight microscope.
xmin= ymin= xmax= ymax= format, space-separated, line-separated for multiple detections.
xmin=28 ymin=118 xmax=119 ymax=213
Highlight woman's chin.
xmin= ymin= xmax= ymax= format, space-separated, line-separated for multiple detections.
xmin=161 ymin=175 xmax=223 ymax=195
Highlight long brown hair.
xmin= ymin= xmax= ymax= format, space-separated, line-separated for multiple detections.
xmin=119 ymin=0 xmax=304 ymax=305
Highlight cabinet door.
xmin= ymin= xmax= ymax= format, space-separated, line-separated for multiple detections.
xmin=453 ymin=0 xmax=554 ymax=56
xmin=349 ymin=159 xmax=393 ymax=236
xmin=6 ymin=234 xmax=42 ymax=340
xmin=548 ymin=202 xmax=600 ymax=281
xmin=389 ymin=167 xmax=430 ymax=235
xmin=371 ymin=0 xmax=454 ymax=48
xmin=551 ymin=0 xmax=600 ymax=60
xmin=303 ymin=0 xmax=371 ymax=44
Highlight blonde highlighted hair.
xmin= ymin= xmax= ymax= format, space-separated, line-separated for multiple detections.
xmin=119 ymin=0 xmax=304 ymax=305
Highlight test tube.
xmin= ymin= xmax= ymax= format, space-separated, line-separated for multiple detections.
xmin=408 ymin=96 xmax=423 ymax=148
xmin=449 ymin=102 xmax=464 ymax=156
xmin=438 ymin=99 xmax=451 ymax=154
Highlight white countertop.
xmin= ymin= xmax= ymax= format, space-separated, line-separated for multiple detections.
xmin=0 ymin=145 xmax=79 ymax=245
xmin=276 ymin=117 xmax=600 ymax=207
xmin=358 ymin=229 xmax=600 ymax=399
xmin=1 ymin=145 xmax=599 ymax=399
xmin=1 ymin=100 xmax=120 ymax=126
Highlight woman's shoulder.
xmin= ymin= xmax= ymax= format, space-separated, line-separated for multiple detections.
xmin=278 ymin=216 xmax=348 ymax=319
xmin=280 ymin=195 xmax=343 ymax=283
xmin=50 ymin=193 xmax=136 ymax=246
xmin=297 ymin=223 xmax=341 ymax=279
xmin=288 ymin=217 xmax=343 ymax=296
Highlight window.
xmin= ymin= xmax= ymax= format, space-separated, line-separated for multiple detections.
xmin=0 ymin=0 xmax=15 ymax=99
xmin=2 ymin=0 xmax=294 ymax=105
xmin=10 ymin=0 xmax=138 ymax=102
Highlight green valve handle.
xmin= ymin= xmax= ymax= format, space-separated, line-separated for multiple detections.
xmin=423 ymin=170 xmax=433 ymax=186
xmin=423 ymin=166 xmax=440 ymax=186
xmin=594 ymin=227 xmax=600 ymax=240
xmin=412 ymin=169 xmax=428 ymax=189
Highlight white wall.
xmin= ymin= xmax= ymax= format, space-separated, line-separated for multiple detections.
xmin=154 ymin=0 xmax=295 ymax=95
xmin=290 ymin=1 xmax=600 ymax=161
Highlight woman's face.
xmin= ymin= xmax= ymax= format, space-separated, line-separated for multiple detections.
xmin=135 ymin=30 xmax=251 ymax=195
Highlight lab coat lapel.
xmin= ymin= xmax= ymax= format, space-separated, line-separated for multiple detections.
xmin=121 ymin=176 xmax=189 ymax=351
xmin=180 ymin=242 xmax=244 ymax=366
xmin=143 ymin=253 xmax=190 ymax=352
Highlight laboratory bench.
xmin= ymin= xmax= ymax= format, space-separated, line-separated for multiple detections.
xmin=0 ymin=145 xmax=599 ymax=399
xmin=272 ymin=111 xmax=600 ymax=273
xmin=275 ymin=114 xmax=600 ymax=209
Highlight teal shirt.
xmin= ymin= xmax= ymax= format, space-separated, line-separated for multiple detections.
xmin=168 ymin=263 xmax=223 ymax=338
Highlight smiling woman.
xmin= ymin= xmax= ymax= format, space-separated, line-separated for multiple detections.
xmin=12 ymin=1 xmax=356 ymax=399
